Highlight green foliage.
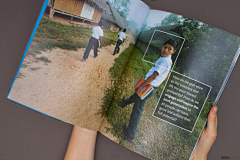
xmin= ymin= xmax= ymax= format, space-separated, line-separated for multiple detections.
xmin=176 ymin=18 xmax=240 ymax=98
xmin=100 ymin=43 xmax=135 ymax=117
xmin=161 ymin=14 xmax=182 ymax=26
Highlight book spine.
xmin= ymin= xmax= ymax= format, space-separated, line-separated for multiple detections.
xmin=213 ymin=45 xmax=240 ymax=105
xmin=134 ymin=77 xmax=143 ymax=87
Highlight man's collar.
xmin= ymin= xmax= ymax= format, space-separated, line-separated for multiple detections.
xmin=161 ymin=55 xmax=172 ymax=58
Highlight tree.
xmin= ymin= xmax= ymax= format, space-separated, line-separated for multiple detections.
xmin=141 ymin=22 xmax=149 ymax=31
xmin=107 ymin=0 xmax=131 ymax=19
xmin=161 ymin=14 xmax=182 ymax=26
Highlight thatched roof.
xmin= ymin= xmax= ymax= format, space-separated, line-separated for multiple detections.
xmin=87 ymin=0 xmax=108 ymax=10
xmin=138 ymin=25 xmax=183 ymax=49
xmin=101 ymin=2 xmax=126 ymax=29
xmin=121 ymin=17 xmax=129 ymax=28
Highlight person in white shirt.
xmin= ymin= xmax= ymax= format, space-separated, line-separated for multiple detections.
xmin=82 ymin=21 xmax=104 ymax=62
xmin=113 ymin=28 xmax=126 ymax=55
xmin=121 ymin=39 xmax=177 ymax=142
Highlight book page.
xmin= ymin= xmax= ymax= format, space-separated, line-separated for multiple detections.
xmin=7 ymin=0 xmax=149 ymax=131
xmin=99 ymin=9 xmax=240 ymax=160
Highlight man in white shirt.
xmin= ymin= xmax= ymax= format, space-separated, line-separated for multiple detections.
xmin=121 ymin=39 xmax=178 ymax=142
xmin=82 ymin=21 xmax=104 ymax=62
xmin=113 ymin=28 xmax=126 ymax=55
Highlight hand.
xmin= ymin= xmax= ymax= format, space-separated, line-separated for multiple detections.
xmin=191 ymin=106 xmax=218 ymax=160
xmin=135 ymin=87 xmax=141 ymax=94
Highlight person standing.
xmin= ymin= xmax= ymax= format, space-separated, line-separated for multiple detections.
xmin=81 ymin=21 xmax=104 ymax=62
xmin=113 ymin=28 xmax=126 ymax=55
xmin=121 ymin=39 xmax=178 ymax=141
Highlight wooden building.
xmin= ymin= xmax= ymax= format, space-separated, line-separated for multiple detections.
xmin=48 ymin=0 xmax=107 ymax=23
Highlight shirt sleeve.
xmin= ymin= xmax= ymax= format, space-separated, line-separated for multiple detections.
xmin=100 ymin=29 xmax=103 ymax=37
xmin=153 ymin=61 xmax=169 ymax=76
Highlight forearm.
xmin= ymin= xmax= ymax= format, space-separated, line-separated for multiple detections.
xmin=99 ymin=37 xmax=102 ymax=45
xmin=138 ymin=75 xmax=155 ymax=89
xmin=191 ymin=153 xmax=207 ymax=160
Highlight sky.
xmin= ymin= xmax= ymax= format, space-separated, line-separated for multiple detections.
xmin=144 ymin=10 xmax=171 ymax=27
xmin=126 ymin=0 xmax=149 ymax=30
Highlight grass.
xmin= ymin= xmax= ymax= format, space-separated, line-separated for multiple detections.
xmin=28 ymin=17 xmax=118 ymax=56
xmin=16 ymin=72 xmax=25 ymax=79
xmin=35 ymin=56 xmax=51 ymax=65
xmin=100 ymin=45 xmax=209 ymax=160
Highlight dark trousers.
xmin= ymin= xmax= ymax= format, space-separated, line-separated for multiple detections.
xmin=113 ymin=39 xmax=122 ymax=55
xmin=83 ymin=37 xmax=99 ymax=59
xmin=123 ymin=88 xmax=157 ymax=140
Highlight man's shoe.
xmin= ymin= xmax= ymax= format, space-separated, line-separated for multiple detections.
xmin=123 ymin=125 xmax=133 ymax=142
xmin=94 ymin=54 xmax=98 ymax=58
xmin=81 ymin=59 xmax=86 ymax=62
xmin=121 ymin=97 xmax=126 ymax=108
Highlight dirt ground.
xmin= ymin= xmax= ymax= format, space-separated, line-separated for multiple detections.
xmin=9 ymin=33 xmax=134 ymax=143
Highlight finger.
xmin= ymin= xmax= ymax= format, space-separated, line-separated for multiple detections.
xmin=206 ymin=106 xmax=218 ymax=138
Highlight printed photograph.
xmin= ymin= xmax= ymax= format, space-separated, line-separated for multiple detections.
xmin=99 ymin=9 xmax=240 ymax=160
xmin=7 ymin=1 xmax=240 ymax=159
xmin=7 ymin=0 xmax=149 ymax=131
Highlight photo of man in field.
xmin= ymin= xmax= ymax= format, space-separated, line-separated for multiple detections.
xmin=113 ymin=28 xmax=127 ymax=55
xmin=81 ymin=21 xmax=104 ymax=62
xmin=121 ymin=39 xmax=177 ymax=141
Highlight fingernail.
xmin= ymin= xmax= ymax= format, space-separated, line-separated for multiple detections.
xmin=213 ymin=106 xmax=218 ymax=113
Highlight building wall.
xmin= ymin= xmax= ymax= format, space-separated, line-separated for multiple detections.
xmin=54 ymin=0 xmax=84 ymax=16
xmin=101 ymin=19 xmax=112 ymax=29
xmin=110 ymin=23 xmax=120 ymax=32
xmin=53 ymin=0 xmax=102 ymax=22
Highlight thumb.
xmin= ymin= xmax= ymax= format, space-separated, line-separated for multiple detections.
xmin=206 ymin=106 xmax=218 ymax=138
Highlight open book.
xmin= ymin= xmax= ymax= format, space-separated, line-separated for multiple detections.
xmin=7 ymin=0 xmax=240 ymax=159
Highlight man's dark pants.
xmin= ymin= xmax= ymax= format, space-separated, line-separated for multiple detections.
xmin=83 ymin=37 xmax=99 ymax=59
xmin=123 ymin=88 xmax=157 ymax=140
xmin=113 ymin=39 xmax=122 ymax=55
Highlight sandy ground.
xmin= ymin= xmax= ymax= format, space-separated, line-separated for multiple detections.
xmin=8 ymin=34 xmax=134 ymax=137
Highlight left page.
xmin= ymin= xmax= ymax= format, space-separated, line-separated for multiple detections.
xmin=7 ymin=0 xmax=149 ymax=131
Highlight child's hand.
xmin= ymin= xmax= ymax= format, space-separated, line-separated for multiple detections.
xmin=135 ymin=87 xmax=141 ymax=94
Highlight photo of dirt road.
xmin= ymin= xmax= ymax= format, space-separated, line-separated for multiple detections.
xmin=8 ymin=31 xmax=134 ymax=131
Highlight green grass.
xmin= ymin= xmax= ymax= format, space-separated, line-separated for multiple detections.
xmin=28 ymin=17 xmax=118 ymax=55
xmin=100 ymin=45 xmax=209 ymax=160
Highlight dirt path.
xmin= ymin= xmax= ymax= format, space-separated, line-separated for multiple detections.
xmin=8 ymin=34 xmax=134 ymax=133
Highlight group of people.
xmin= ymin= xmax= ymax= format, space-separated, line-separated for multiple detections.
xmin=81 ymin=21 xmax=126 ymax=62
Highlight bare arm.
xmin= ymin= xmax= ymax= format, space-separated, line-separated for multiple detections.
xmin=99 ymin=36 xmax=102 ymax=46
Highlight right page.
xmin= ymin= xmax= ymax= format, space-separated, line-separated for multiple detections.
xmin=99 ymin=9 xmax=240 ymax=159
